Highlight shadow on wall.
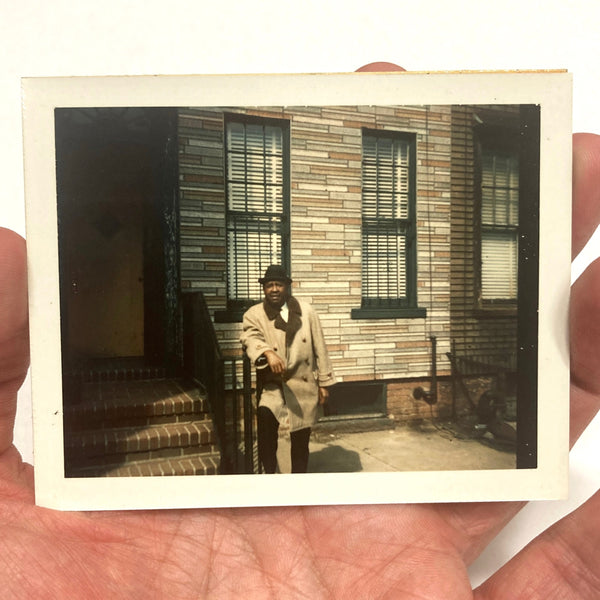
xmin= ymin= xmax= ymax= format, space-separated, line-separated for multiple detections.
xmin=308 ymin=445 xmax=363 ymax=473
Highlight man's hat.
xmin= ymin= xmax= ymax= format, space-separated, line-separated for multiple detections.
xmin=258 ymin=264 xmax=292 ymax=285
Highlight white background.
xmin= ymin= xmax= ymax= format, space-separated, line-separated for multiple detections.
xmin=1 ymin=0 xmax=599 ymax=588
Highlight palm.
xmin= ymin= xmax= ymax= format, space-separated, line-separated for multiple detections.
xmin=0 ymin=450 xmax=503 ymax=599
xmin=1 ymin=133 xmax=599 ymax=600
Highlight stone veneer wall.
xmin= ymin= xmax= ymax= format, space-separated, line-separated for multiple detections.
xmin=177 ymin=104 xmax=520 ymax=421
xmin=178 ymin=105 xmax=452 ymax=378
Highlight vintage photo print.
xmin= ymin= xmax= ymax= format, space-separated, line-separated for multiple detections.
xmin=22 ymin=71 xmax=572 ymax=510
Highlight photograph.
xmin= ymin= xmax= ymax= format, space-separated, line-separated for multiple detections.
xmin=22 ymin=71 xmax=570 ymax=510
xmin=56 ymin=102 xmax=537 ymax=479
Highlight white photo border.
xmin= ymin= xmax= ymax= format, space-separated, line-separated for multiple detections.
xmin=22 ymin=71 xmax=572 ymax=511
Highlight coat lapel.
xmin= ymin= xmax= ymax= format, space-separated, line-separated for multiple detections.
xmin=262 ymin=296 xmax=303 ymax=347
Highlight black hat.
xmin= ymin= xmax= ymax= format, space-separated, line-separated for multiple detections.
xmin=258 ymin=265 xmax=292 ymax=285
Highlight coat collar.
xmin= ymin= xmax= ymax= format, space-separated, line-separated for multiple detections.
xmin=263 ymin=296 xmax=302 ymax=347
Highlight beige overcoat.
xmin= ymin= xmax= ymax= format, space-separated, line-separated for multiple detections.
xmin=240 ymin=296 xmax=336 ymax=432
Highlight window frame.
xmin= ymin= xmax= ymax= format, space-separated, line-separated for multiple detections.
xmin=474 ymin=125 xmax=520 ymax=313
xmin=215 ymin=113 xmax=291 ymax=322
xmin=352 ymin=128 xmax=425 ymax=320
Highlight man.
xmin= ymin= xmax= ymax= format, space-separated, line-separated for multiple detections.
xmin=240 ymin=265 xmax=336 ymax=473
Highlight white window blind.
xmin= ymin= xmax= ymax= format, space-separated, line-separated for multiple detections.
xmin=363 ymin=135 xmax=410 ymax=221
xmin=481 ymin=233 xmax=518 ymax=299
xmin=481 ymin=150 xmax=519 ymax=300
xmin=226 ymin=119 xmax=287 ymax=303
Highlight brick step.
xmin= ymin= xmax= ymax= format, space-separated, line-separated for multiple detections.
xmin=67 ymin=452 xmax=222 ymax=478
xmin=66 ymin=362 xmax=167 ymax=383
xmin=65 ymin=379 xmax=211 ymax=431
xmin=65 ymin=419 xmax=217 ymax=465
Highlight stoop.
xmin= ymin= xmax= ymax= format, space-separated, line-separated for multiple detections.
xmin=63 ymin=378 xmax=222 ymax=477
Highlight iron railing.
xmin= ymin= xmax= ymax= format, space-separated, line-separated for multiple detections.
xmin=446 ymin=340 xmax=517 ymax=415
xmin=182 ymin=291 xmax=258 ymax=474
xmin=221 ymin=354 xmax=259 ymax=474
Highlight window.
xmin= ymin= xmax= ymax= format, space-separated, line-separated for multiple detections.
xmin=223 ymin=115 xmax=290 ymax=315
xmin=480 ymin=148 xmax=519 ymax=302
xmin=352 ymin=130 xmax=424 ymax=319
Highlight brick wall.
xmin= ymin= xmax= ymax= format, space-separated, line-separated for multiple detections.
xmin=449 ymin=105 xmax=519 ymax=359
xmin=386 ymin=378 xmax=454 ymax=422
xmin=179 ymin=109 xmax=227 ymax=300
xmin=178 ymin=103 xmax=519 ymax=422
xmin=179 ymin=105 xmax=451 ymax=376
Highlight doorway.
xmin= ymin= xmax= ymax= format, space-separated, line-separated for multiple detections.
xmin=55 ymin=107 xmax=180 ymax=385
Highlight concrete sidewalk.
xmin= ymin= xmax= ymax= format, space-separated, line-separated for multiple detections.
xmin=276 ymin=419 xmax=516 ymax=474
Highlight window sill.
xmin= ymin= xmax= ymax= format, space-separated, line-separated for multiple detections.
xmin=351 ymin=307 xmax=427 ymax=320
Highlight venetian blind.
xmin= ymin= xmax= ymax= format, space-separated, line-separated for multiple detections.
xmin=226 ymin=121 xmax=285 ymax=302
xmin=481 ymin=151 xmax=519 ymax=300
xmin=362 ymin=134 xmax=411 ymax=303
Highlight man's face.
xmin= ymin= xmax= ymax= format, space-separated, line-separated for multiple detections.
xmin=263 ymin=280 xmax=288 ymax=308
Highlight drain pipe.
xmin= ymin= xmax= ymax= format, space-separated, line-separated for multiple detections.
xmin=413 ymin=335 xmax=438 ymax=405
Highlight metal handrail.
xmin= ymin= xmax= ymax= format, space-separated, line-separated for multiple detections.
xmin=182 ymin=292 xmax=257 ymax=474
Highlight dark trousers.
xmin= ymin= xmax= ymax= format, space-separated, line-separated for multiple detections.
xmin=257 ymin=406 xmax=311 ymax=473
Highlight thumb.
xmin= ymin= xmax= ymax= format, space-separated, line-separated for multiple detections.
xmin=0 ymin=228 xmax=29 ymax=455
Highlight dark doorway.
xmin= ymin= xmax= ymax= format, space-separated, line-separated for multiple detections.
xmin=55 ymin=107 xmax=180 ymax=392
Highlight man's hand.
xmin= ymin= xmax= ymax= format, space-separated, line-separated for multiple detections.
xmin=0 ymin=66 xmax=598 ymax=598
xmin=318 ymin=386 xmax=329 ymax=405
xmin=263 ymin=349 xmax=285 ymax=375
